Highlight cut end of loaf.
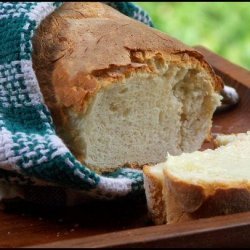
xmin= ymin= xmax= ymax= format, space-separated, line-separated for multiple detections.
xmin=63 ymin=56 xmax=221 ymax=173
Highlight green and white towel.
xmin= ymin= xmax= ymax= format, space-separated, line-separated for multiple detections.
xmin=0 ymin=2 xmax=153 ymax=205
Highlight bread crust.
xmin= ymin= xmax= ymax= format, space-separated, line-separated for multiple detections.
xmin=143 ymin=165 xmax=166 ymax=225
xmin=32 ymin=2 xmax=222 ymax=114
xmin=163 ymin=168 xmax=250 ymax=224
xmin=32 ymin=2 xmax=223 ymax=166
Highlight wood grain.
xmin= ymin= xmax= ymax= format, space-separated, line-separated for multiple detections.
xmin=0 ymin=198 xmax=150 ymax=248
xmin=195 ymin=46 xmax=250 ymax=88
xmin=0 ymin=47 xmax=249 ymax=248
xmin=32 ymin=211 xmax=250 ymax=248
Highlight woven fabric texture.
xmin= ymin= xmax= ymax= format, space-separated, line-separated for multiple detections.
xmin=0 ymin=2 xmax=153 ymax=203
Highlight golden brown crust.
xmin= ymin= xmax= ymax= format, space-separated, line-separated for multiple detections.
xmin=163 ymin=169 xmax=250 ymax=224
xmin=32 ymin=2 xmax=222 ymax=114
xmin=163 ymin=177 xmax=192 ymax=224
xmin=165 ymin=171 xmax=206 ymax=213
xmin=32 ymin=2 xmax=223 ymax=167
xmin=190 ymin=187 xmax=250 ymax=219
xmin=143 ymin=165 xmax=166 ymax=225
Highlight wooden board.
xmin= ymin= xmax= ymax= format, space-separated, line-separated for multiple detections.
xmin=0 ymin=46 xmax=250 ymax=248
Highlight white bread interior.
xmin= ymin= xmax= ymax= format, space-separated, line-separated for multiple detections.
xmin=66 ymin=62 xmax=221 ymax=172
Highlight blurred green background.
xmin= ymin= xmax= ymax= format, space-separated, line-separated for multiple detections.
xmin=136 ymin=2 xmax=250 ymax=70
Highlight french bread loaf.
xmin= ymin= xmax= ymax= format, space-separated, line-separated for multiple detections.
xmin=144 ymin=131 xmax=250 ymax=224
xmin=32 ymin=2 xmax=222 ymax=173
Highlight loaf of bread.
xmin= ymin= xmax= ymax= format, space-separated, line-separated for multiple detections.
xmin=32 ymin=2 xmax=222 ymax=173
xmin=144 ymin=131 xmax=250 ymax=224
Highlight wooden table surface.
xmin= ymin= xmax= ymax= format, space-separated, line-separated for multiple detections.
xmin=0 ymin=46 xmax=250 ymax=248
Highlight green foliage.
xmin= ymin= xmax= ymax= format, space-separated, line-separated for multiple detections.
xmin=136 ymin=2 xmax=250 ymax=69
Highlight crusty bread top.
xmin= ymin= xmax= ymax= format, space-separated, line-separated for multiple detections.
xmin=32 ymin=2 xmax=222 ymax=115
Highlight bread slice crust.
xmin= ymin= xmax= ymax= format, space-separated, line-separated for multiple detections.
xmin=164 ymin=169 xmax=250 ymax=223
xmin=143 ymin=164 xmax=166 ymax=224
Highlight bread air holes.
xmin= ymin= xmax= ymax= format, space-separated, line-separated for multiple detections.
xmin=109 ymin=103 xmax=118 ymax=112
xmin=175 ymin=68 xmax=188 ymax=82
xmin=123 ymin=108 xmax=131 ymax=117
xmin=158 ymin=111 xmax=164 ymax=124
xmin=119 ymin=87 xmax=128 ymax=94
xmin=109 ymin=102 xmax=131 ymax=117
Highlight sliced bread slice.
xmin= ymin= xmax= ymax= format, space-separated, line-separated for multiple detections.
xmin=143 ymin=131 xmax=250 ymax=224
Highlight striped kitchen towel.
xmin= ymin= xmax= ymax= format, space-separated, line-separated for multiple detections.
xmin=0 ymin=2 xmax=153 ymax=205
